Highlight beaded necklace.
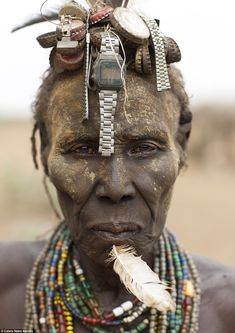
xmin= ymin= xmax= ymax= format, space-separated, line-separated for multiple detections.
xmin=24 ymin=222 xmax=200 ymax=333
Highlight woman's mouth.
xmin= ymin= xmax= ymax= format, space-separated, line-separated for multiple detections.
xmin=90 ymin=223 xmax=141 ymax=240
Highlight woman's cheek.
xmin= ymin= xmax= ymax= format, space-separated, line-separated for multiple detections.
xmin=47 ymin=154 xmax=95 ymax=203
xmin=133 ymin=152 xmax=179 ymax=202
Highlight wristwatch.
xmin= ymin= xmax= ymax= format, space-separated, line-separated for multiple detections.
xmin=92 ymin=32 xmax=124 ymax=157
xmin=110 ymin=7 xmax=150 ymax=45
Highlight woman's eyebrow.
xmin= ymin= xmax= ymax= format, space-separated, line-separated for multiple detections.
xmin=55 ymin=125 xmax=170 ymax=146
xmin=117 ymin=127 xmax=170 ymax=142
xmin=56 ymin=131 xmax=100 ymax=146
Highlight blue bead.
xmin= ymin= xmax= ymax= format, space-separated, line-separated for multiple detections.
xmin=170 ymin=314 xmax=175 ymax=320
xmin=106 ymin=320 xmax=121 ymax=326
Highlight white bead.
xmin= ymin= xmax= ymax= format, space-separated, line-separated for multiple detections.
xmin=113 ymin=306 xmax=124 ymax=317
xmin=39 ymin=317 xmax=46 ymax=324
xmin=75 ymin=268 xmax=83 ymax=275
xmin=151 ymin=308 xmax=157 ymax=315
xmin=121 ymin=301 xmax=133 ymax=312
xmin=150 ymin=321 xmax=155 ymax=328
xmin=133 ymin=312 xmax=138 ymax=318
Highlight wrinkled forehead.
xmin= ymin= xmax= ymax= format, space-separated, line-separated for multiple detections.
xmin=48 ymin=71 xmax=180 ymax=142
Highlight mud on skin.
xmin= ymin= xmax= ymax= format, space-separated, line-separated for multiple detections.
xmin=45 ymin=71 xmax=181 ymax=269
xmin=0 ymin=66 xmax=235 ymax=332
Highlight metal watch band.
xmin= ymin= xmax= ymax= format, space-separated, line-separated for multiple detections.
xmin=98 ymin=32 xmax=120 ymax=157
xmin=100 ymin=31 xmax=120 ymax=54
xmin=143 ymin=18 xmax=170 ymax=91
xmin=83 ymin=31 xmax=90 ymax=120
xmin=98 ymin=90 xmax=117 ymax=156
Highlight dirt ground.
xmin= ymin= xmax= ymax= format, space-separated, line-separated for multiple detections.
xmin=0 ymin=115 xmax=234 ymax=266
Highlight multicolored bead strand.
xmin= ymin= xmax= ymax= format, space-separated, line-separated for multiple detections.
xmin=24 ymin=222 xmax=200 ymax=333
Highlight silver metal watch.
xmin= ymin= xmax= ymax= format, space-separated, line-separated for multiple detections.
xmin=92 ymin=31 xmax=124 ymax=157
xmin=143 ymin=18 xmax=170 ymax=92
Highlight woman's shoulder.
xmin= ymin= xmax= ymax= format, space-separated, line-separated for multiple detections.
xmin=193 ymin=255 xmax=235 ymax=332
xmin=0 ymin=240 xmax=45 ymax=288
xmin=0 ymin=240 xmax=46 ymax=326
xmin=193 ymin=254 xmax=235 ymax=289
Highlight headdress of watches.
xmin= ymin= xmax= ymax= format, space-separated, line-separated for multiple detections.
xmin=92 ymin=31 xmax=124 ymax=157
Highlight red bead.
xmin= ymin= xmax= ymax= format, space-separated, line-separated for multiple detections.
xmin=185 ymin=296 xmax=192 ymax=305
xmin=57 ymin=305 xmax=63 ymax=314
xmin=59 ymin=314 xmax=64 ymax=323
xmin=104 ymin=313 xmax=114 ymax=320
xmin=59 ymin=324 xmax=66 ymax=333
xmin=187 ymin=305 xmax=193 ymax=312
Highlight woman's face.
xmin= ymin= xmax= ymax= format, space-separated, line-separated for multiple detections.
xmin=46 ymin=71 xmax=181 ymax=264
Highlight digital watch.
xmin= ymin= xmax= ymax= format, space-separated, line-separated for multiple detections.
xmin=92 ymin=31 xmax=124 ymax=157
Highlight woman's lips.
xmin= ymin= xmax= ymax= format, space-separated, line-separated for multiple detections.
xmin=90 ymin=222 xmax=141 ymax=239
xmin=90 ymin=223 xmax=141 ymax=234
xmin=91 ymin=230 xmax=138 ymax=241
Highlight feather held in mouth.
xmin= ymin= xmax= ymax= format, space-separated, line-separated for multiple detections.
xmin=108 ymin=245 xmax=176 ymax=312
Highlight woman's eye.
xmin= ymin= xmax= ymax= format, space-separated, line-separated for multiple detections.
xmin=64 ymin=144 xmax=97 ymax=156
xmin=129 ymin=142 xmax=162 ymax=156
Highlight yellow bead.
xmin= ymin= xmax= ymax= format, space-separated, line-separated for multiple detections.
xmin=185 ymin=280 xmax=194 ymax=297
xmin=67 ymin=326 xmax=73 ymax=330
xmin=64 ymin=311 xmax=70 ymax=315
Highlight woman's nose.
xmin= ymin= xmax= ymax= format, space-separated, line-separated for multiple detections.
xmin=95 ymin=157 xmax=136 ymax=203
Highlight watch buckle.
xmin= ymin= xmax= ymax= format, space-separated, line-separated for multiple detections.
xmin=57 ymin=37 xmax=78 ymax=50
xmin=57 ymin=15 xmax=78 ymax=54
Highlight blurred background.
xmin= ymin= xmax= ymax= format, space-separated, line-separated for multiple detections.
xmin=0 ymin=0 xmax=234 ymax=266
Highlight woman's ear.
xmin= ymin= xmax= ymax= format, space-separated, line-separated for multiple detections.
xmin=39 ymin=122 xmax=50 ymax=176
xmin=176 ymin=110 xmax=193 ymax=169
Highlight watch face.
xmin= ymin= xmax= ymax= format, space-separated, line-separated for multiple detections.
xmin=100 ymin=61 xmax=121 ymax=82
xmin=111 ymin=7 xmax=150 ymax=44
xmin=94 ymin=55 xmax=124 ymax=89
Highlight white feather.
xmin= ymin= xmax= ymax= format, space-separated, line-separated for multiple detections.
xmin=12 ymin=0 xmax=91 ymax=32
xmin=109 ymin=245 xmax=175 ymax=312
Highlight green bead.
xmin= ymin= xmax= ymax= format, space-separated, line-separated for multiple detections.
xmin=132 ymin=329 xmax=138 ymax=333
xmin=81 ymin=306 xmax=89 ymax=315
xmin=176 ymin=271 xmax=182 ymax=278
xmin=137 ymin=322 xmax=147 ymax=331
xmin=68 ymin=295 xmax=77 ymax=308
xmin=92 ymin=328 xmax=105 ymax=333
xmin=176 ymin=318 xmax=182 ymax=325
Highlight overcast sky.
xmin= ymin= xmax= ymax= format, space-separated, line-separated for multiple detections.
xmin=1 ymin=0 xmax=235 ymax=118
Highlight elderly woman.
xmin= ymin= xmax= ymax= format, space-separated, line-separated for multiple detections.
xmin=0 ymin=1 xmax=235 ymax=332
